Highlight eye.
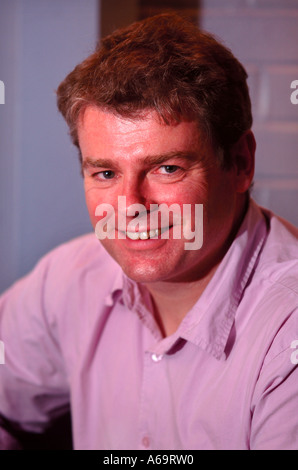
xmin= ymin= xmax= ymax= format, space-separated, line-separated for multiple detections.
xmin=160 ymin=165 xmax=180 ymax=174
xmin=96 ymin=170 xmax=115 ymax=180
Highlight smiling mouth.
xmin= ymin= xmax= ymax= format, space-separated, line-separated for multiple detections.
xmin=126 ymin=228 xmax=160 ymax=240
xmin=122 ymin=226 xmax=172 ymax=240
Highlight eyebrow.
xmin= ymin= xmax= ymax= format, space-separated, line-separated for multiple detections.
xmin=82 ymin=158 xmax=119 ymax=172
xmin=81 ymin=151 xmax=199 ymax=172
xmin=143 ymin=151 xmax=199 ymax=166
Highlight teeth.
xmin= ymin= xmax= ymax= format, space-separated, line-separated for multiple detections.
xmin=126 ymin=231 xmax=140 ymax=240
xmin=149 ymin=229 xmax=158 ymax=238
xmin=126 ymin=229 xmax=160 ymax=240
xmin=139 ymin=231 xmax=149 ymax=240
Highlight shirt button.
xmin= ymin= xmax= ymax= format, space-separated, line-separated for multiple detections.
xmin=142 ymin=436 xmax=150 ymax=448
xmin=151 ymin=353 xmax=163 ymax=362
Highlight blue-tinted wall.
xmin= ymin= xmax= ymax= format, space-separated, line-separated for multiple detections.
xmin=0 ymin=0 xmax=99 ymax=293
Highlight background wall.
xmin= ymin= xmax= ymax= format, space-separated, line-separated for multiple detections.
xmin=0 ymin=0 xmax=99 ymax=293
xmin=200 ymin=0 xmax=298 ymax=227
xmin=0 ymin=0 xmax=297 ymax=294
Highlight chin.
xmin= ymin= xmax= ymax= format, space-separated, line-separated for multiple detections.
xmin=121 ymin=264 xmax=166 ymax=284
xmin=101 ymin=241 xmax=185 ymax=284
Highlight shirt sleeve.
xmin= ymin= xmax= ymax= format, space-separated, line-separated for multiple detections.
xmin=250 ymin=310 xmax=298 ymax=450
xmin=0 ymin=255 xmax=70 ymax=447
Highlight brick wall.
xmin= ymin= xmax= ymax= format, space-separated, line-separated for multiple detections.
xmin=201 ymin=0 xmax=298 ymax=226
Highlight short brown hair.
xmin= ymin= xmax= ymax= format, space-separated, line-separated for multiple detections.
xmin=56 ymin=13 xmax=252 ymax=168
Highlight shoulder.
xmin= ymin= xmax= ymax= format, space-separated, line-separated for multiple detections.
xmin=257 ymin=206 xmax=298 ymax=296
xmin=36 ymin=233 xmax=122 ymax=296
xmin=37 ymin=232 xmax=118 ymax=275
xmin=1 ymin=233 xmax=122 ymax=311
xmin=236 ymin=204 xmax=298 ymax=354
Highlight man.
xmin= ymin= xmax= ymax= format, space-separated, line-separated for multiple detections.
xmin=0 ymin=13 xmax=297 ymax=450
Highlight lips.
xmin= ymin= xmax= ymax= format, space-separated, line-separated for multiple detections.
xmin=120 ymin=225 xmax=173 ymax=240
xmin=126 ymin=228 xmax=160 ymax=240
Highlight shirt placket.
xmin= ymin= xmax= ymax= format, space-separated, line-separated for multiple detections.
xmin=138 ymin=348 xmax=165 ymax=450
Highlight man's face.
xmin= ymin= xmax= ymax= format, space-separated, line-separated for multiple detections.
xmin=78 ymin=107 xmax=243 ymax=284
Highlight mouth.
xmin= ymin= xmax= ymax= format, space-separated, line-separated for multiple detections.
xmin=126 ymin=228 xmax=160 ymax=240
xmin=121 ymin=226 xmax=172 ymax=240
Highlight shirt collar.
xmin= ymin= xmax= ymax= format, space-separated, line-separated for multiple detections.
xmin=177 ymin=199 xmax=268 ymax=360
xmin=105 ymin=199 xmax=268 ymax=360
xmin=104 ymin=266 xmax=161 ymax=336
xmin=104 ymin=269 xmax=124 ymax=307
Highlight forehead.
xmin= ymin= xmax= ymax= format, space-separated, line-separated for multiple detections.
xmin=77 ymin=106 xmax=207 ymax=162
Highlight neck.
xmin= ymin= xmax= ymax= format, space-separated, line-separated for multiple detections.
xmin=144 ymin=196 xmax=250 ymax=337
xmin=145 ymin=265 xmax=217 ymax=337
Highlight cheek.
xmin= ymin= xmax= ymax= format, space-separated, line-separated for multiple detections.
xmin=84 ymin=188 xmax=104 ymax=227
xmin=85 ymin=196 xmax=96 ymax=223
xmin=156 ymin=183 xmax=206 ymax=207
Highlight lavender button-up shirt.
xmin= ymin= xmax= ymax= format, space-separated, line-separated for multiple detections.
xmin=0 ymin=199 xmax=298 ymax=450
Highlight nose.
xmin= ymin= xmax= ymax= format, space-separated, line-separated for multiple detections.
xmin=119 ymin=173 xmax=150 ymax=216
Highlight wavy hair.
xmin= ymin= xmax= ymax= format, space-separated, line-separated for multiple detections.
xmin=56 ymin=13 xmax=252 ymax=168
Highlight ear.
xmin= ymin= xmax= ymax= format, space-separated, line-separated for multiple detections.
xmin=230 ymin=130 xmax=256 ymax=194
